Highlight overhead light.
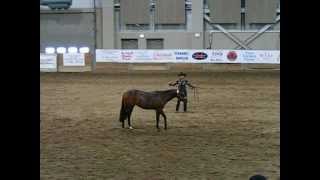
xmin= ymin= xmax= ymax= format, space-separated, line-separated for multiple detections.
xmin=45 ymin=47 xmax=55 ymax=54
xmin=139 ymin=34 xmax=145 ymax=38
xmin=56 ymin=47 xmax=66 ymax=54
xmin=194 ymin=33 xmax=201 ymax=38
xmin=79 ymin=47 xmax=90 ymax=53
xmin=68 ymin=47 xmax=78 ymax=53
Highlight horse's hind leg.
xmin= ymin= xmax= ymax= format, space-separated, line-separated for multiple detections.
xmin=127 ymin=106 xmax=134 ymax=129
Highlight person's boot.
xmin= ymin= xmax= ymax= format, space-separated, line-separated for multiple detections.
xmin=183 ymin=99 xmax=187 ymax=112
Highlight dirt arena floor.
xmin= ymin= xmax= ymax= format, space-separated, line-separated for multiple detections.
xmin=40 ymin=71 xmax=280 ymax=180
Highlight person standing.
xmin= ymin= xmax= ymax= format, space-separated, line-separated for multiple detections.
xmin=169 ymin=72 xmax=195 ymax=112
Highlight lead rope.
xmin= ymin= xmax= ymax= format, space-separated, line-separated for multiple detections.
xmin=197 ymin=88 xmax=199 ymax=102
xmin=194 ymin=87 xmax=196 ymax=102
xmin=191 ymin=87 xmax=199 ymax=112
xmin=193 ymin=87 xmax=199 ymax=102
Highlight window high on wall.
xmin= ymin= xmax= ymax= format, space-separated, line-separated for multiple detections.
xmin=147 ymin=39 xmax=164 ymax=49
xmin=117 ymin=0 xmax=189 ymax=31
xmin=121 ymin=39 xmax=138 ymax=49
xmin=207 ymin=0 xmax=241 ymax=30
xmin=245 ymin=0 xmax=278 ymax=30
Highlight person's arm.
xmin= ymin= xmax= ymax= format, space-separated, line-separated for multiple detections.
xmin=187 ymin=81 xmax=195 ymax=89
xmin=169 ymin=80 xmax=178 ymax=86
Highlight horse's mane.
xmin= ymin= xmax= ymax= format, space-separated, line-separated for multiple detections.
xmin=152 ymin=89 xmax=176 ymax=94
xmin=130 ymin=89 xmax=176 ymax=95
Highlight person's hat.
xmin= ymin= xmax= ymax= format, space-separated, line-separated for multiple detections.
xmin=178 ymin=72 xmax=186 ymax=77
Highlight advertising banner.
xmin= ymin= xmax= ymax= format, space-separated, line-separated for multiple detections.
xmin=173 ymin=50 xmax=189 ymax=62
xmin=63 ymin=53 xmax=85 ymax=66
xmin=153 ymin=50 xmax=175 ymax=62
xmin=40 ymin=54 xmax=57 ymax=71
xmin=96 ymin=50 xmax=121 ymax=62
xmin=95 ymin=49 xmax=280 ymax=64
xmin=255 ymin=50 xmax=280 ymax=64
xmin=188 ymin=50 xmax=212 ymax=63
xmin=132 ymin=50 xmax=154 ymax=61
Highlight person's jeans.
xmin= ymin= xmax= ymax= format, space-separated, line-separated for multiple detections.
xmin=176 ymin=98 xmax=188 ymax=112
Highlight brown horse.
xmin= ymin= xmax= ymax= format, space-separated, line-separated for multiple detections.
xmin=119 ymin=89 xmax=183 ymax=130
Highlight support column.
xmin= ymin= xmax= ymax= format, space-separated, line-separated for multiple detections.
xmin=102 ymin=0 xmax=115 ymax=49
xmin=191 ymin=0 xmax=203 ymax=49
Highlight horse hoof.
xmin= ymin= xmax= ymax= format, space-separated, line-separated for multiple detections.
xmin=129 ymin=126 xmax=134 ymax=130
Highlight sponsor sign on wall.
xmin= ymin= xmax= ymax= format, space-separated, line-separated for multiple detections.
xmin=210 ymin=50 xmax=225 ymax=63
xmin=174 ymin=50 xmax=189 ymax=61
xmin=226 ymin=51 xmax=238 ymax=62
xmin=95 ymin=49 xmax=280 ymax=64
xmin=240 ymin=51 xmax=257 ymax=63
xmin=255 ymin=50 xmax=280 ymax=64
xmin=121 ymin=50 xmax=134 ymax=61
xmin=132 ymin=50 xmax=154 ymax=61
xmin=40 ymin=54 xmax=57 ymax=71
xmin=96 ymin=50 xmax=121 ymax=62
xmin=63 ymin=53 xmax=85 ymax=66
xmin=153 ymin=50 xmax=175 ymax=61
xmin=188 ymin=50 xmax=211 ymax=63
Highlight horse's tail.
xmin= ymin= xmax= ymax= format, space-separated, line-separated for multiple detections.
xmin=119 ymin=96 xmax=127 ymax=122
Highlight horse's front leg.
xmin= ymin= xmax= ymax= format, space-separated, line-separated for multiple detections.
xmin=159 ymin=110 xmax=167 ymax=130
xmin=156 ymin=110 xmax=160 ymax=130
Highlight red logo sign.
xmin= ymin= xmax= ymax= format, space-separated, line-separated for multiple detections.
xmin=227 ymin=51 xmax=237 ymax=61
